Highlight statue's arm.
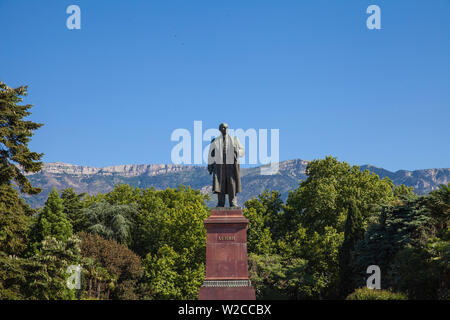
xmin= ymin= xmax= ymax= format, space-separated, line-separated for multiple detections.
xmin=234 ymin=137 xmax=245 ymax=158
xmin=208 ymin=139 xmax=216 ymax=165
xmin=207 ymin=139 xmax=216 ymax=174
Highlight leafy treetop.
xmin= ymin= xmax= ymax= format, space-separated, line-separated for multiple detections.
xmin=0 ymin=81 xmax=43 ymax=194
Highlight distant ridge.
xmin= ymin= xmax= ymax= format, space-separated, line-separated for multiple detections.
xmin=23 ymin=162 xmax=201 ymax=177
xmin=21 ymin=159 xmax=450 ymax=208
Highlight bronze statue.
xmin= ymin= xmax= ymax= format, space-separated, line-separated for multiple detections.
xmin=208 ymin=123 xmax=245 ymax=207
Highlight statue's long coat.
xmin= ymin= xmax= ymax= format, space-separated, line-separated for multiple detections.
xmin=208 ymin=134 xmax=245 ymax=194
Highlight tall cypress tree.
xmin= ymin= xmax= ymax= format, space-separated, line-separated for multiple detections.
xmin=61 ymin=188 xmax=87 ymax=233
xmin=339 ymin=199 xmax=364 ymax=298
xmin=28 ymin=188 xmax=73 ymax=254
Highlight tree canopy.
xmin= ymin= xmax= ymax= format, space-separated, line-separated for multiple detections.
xmin=0 ymin=81 xmax=43 ymax=194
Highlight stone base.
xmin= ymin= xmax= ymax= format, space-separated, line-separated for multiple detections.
xmin=198 ymin=285 xmax=256 ymax=300
xmin=198 ymin=208 xmax=255 ymax=300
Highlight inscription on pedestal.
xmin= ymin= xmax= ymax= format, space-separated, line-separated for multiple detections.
xmin=218 ymin=235 xmax=235 ymax=241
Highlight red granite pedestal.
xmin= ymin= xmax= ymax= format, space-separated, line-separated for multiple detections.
xmin=198 ymin=207 xmax=256 ymax=300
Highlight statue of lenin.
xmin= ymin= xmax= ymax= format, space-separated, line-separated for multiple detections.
xmin=207 ymin=123 xmax=245 ymax=207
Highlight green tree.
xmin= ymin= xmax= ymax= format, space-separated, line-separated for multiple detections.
xmin=79 ymin=232 xmax=142 ymax=299
xmin=83 ymin=201 xmax=136 ymax=246
xmin=0 ymin=81 xmax=43 ymax=256
xmin=122 ymin=185 xmax=209 ymax=299
xmin=284 ymin=156 xmax=394 ymax=235
xmin=78 ymin=184 xmax=209 ymax=299
xmin=0 ymin=81 xmax=43 ymax=194
xmin=278 ymin=226 xmax=343 ymax=299
xmin=388 ymin=246 xmax=441 ymax=300
xmin=0 ymin=184 xmax=34 ymax=255
xmin=248 ymin=253 xmax=288 ymax=299
xmin=426 ymin=183 xmax=449 ymax=234
xmin=103 ymin=183 xmax=141 ymax=205
xmin=0 ymin=236 xmax=81 ymax=300
xmin=33 ymin=236 xmax=81 ymax=299
xmin=244 ymin=207 xmax=275 ymax=255
xmin=129 ymin=185 xmax=208 ymax=260
xmin=28 ymin=188 xmax=73 ymax=254
xmin=244 ymin=190 xmax=286 ymax=243
xmin=352 ymin=195 xmax=441 ymax=298
xmin=426 ymin=183 xmax=450 ymax=298
xmin=393 ymin=184 xmax=415 ymax=199
xmin=0 ymin=251 xmax=48 ymax=299
xmin=61 ymin=188 xmax=87 ymax=233
xmin=338 ymin=199 xmax=364 ymax=297
xmin=81 ymin=257 xmax=116 ymax=300
xmin=140 ymin=244 xmax=204 ymax=300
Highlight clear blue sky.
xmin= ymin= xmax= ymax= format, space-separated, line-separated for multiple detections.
xmin=1 ymin=0 xmax=449 ymax=171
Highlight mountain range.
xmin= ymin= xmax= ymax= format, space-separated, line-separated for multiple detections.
xmin=21 ymin=159 xmax=450 ymax=208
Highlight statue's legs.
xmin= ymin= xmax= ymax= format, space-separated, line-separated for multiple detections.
xmin=227 ymin=171 xmax=238 ymax=207
xmin=217 ymin=164 xmax=238 ymax=207
xmin=217 ymin=192 xmax=237 ymax=207
xmin=228 ymin=192 xmax=238 ymax=207
xmin=218 ymin=193 xmax=226 ymax=207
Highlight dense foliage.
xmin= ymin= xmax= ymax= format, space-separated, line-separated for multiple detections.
xmin=245 ymin=157 xmax=449 ymax=300
xmin=28 ymin=188 xmax=73 ymax=254
xmin=78 ymin=232 xmax=142 ymax=299
xmin=1 ymin=158 xmax=448 ymax=300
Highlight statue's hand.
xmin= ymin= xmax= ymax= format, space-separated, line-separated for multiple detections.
xmin=207 ymin=164 xmax=214 ymax=174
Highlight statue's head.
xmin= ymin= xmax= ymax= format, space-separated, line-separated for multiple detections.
xmin=219 ymin=123 xmax=228 ymax=136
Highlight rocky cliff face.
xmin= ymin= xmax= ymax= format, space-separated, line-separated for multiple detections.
xmin=24 ymin=162 xmax=200 ymax=177
xmin=21 ymin=159 xmax=450 ymax=208
xmin=360 ymin=165 xmax=450 ymax=194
